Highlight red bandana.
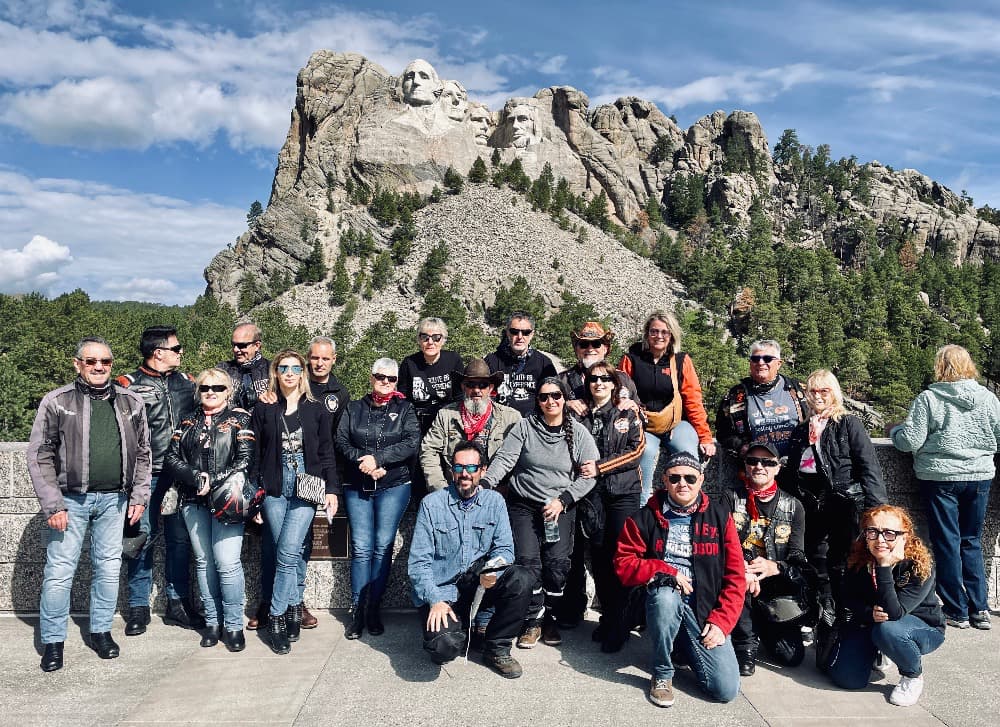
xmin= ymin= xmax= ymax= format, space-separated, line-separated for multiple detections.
xmin=372 ymin=390 xmax=405 ymax=405
xmin=460 ymin=400 xmax=493 ymax=440
xmin=747 ymin=480 xmax=778 ymax=521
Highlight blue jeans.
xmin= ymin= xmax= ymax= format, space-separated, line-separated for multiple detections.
xmin=126 ymin=474 xmax=191 ymax=606
xmin=259 ymin=455 xmax=312 ymax=610
xmin=181 ymin=502 xmax=246 ymax=631
xmin=828 ymin=615 xmax=945 ymax=689
xmin=646 ymin=583 xmax=741 ymax=702
xmin=343 ymin=482 xmax=411 ymax=605
xmin=40 ymin=491 xmax=127 ymax=644
xmin=263 ymin=454 xmax=317 ymax=617
xmin=920 ymin=479 xmax=991 ymax=618
xmin=639 ymin=420 xmax=700 ymax=503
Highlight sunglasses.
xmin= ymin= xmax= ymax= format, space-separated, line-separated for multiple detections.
xmin=451 ymin=463 xmax=482 ymax=474
xmin=745 ymin=456 xmax=780 ymax=467
xmin=575 ymin=340 xmax=604 ymax=349
xmin=586 ymin=374 xmax=615 ymax=384
xmin=231 ymin=340 xmax=259 ymax=349
xmin=156 ymin=344 xmax=184 ymax=354
xmin=77 ymin=357 xmax=113 ymax=367
xmin=667 ymin=473 xmax=699 ymax=485
xmin=463 ymin=379 xmax=491 ymax=389
xmin=647 ymin=329 xmax=671 ymax=338
xmin=749 ymin=355 xmax=778 ymax=364
xmin=372 ymin=373 xmax=398 ymax=383
xmin=199 ymin=384 xmax=228 ymax=393
xmin=536 ymin=390 xmax=564 ymax=402
xmin=418 ymin=333 xmax=444 ymax=343
xmin=810 ymin=387 xmax=832 ymax=395
xmin=508 ymin=327 xmax=534 ymax=337
xmin=863 ymin=527 xmax=907 ymax=543
xmin=277 ymin=364 xmax=303 ymax=374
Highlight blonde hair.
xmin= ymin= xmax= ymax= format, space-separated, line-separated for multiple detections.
xmin=642 ymin=310 xmax=682 ymax=354
xmin=933 ymin=344 xmax=978 ymax=383
xmin=848 ymin=505 xmax=933 ymax=582
xmin=806 ymin=369 xmax=847 ymax=422
xmin=268 ymin=350 xmax=315 ymax=401
xmin=195 ymin=368 xmax=233 ymax=407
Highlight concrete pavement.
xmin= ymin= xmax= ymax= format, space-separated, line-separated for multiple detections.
xmin=1 ymin=609 xmax=997 ymax=727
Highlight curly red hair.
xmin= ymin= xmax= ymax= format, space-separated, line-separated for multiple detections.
xmin=847 ymin=504 xmax=933 ymax=581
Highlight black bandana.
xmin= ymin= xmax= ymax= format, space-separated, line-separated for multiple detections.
xmin=75 ymin=377 xmax=113 ymax=400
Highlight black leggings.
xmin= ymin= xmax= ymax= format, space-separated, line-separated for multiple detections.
xmin=507 ymin=492 xmax=575 ymax=624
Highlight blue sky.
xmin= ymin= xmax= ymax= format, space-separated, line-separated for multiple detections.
xmin=1 ymin=0 xmax=998 ymax=304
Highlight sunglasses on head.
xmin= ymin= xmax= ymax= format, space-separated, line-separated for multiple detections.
xmin=156 ymin=344 xmax=184 ymax=354
xmin=745 ymin=456 xmax=779 ymax=467
xmin=77 ymin=357 xmax=113 ymax=367
xmin=199 ymin=384 xmax=228 ymax=393
xmin=536 ymin=390 xmax=563 ymax=402
xmin=863 ymin=527 xmax=906 ymax=543
xmin=575 ymin=340 xmax=604 ymax=349
xmin=667 ymin=473 xmax=699 ymax=485
xmin=451 ymin=463 xmax=482 ymax=474
xmin=586 ymin=374 xmax=614 ymax=384
xmin=372 ymin=373 xmax=398 ymax=383
xmin=463 ymin=379 xmax=491 ymax=390
xmin=749 ymin=354 xmax=777 ymax=364
xmin=508 ymin=327 xmax=533 ymax=337
xmin=419 ymin=332 xmax=444 ymax=343
xmin=231 ymin=340 xmax=258 ymax=349
xmin=277 ymin=364 xmax=303 ymax=374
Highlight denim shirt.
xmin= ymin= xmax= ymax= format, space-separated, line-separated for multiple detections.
xmin=407 ymin=484 xmax=514 ymax=606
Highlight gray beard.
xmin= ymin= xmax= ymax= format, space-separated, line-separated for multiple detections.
xmin=464 ymin=396 xmax=487 ymax=416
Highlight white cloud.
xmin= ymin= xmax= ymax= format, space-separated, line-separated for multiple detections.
xmin=0 ymin=169 xmax=244 ymax=302
xmin=0 ymin=235 xmax=73 ymax=292
xmin=537 ymin=54 xmax=567 ymax=75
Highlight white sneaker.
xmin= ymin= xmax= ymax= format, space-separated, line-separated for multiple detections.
xmin=889 ymin=675 xmax=924 ymax=707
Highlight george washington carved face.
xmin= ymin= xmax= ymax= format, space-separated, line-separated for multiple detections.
xmin=401 ymin=59 xmax=441 ymax=106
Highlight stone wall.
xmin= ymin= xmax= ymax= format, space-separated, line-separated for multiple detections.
xmin=1 ymin=441 xmax=997 ymax=613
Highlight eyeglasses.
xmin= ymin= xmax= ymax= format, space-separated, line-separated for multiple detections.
xmin=647 ymin=329 xmax=670 ymax=338
xmin=277 ymin=364 xmax=303 ymax=374
xmin=451 ymin=463 xmax=482 ymax=474
xmin=536 ymin=390 xmax=563 ymax=402
xmin=575 ymin=340 xmax=604 ymax=349
xmin=463 ymin=379 xmax=491 ymax=389
xmin=810 ymin=387 xmax=832 ymax=395
xmin=749 ymin=355 xmax=778 ymax=364
xmin=667 ymin=473 xmax=699 ymax=485
xmin=76 ymin=357 xmax=113 ymax=367
xmin=586 ymin=374 xmax=615 ymax=384
xmin=199 ymin=384 xmax=228 ymax=393
xmin=156 ymin=344 xmax=184 ymax=354
xmin=508 ymin=327 xmax=533 ymax=337
xmin=372 ymin=373 xmax=398 ymax=383
xmin=231 ymin=340 xmax=259 ymax=349
xmin=418 ymin=333 xmax=444 ymax=343
xmin=863 ymin=527 xmax=907 ymax=543
xmin=745 ymin=456 xmax=780 ymax=467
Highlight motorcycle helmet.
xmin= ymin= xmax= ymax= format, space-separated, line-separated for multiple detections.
xmin=208 ymin=471 xmax=265 ymax=525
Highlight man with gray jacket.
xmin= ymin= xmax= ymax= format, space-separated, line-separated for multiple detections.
xmin=28 ymin=337 xmax=152 ymax=672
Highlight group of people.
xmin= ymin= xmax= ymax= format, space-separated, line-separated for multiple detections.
xmin=27 ymin=311 xmax=999 ymax=712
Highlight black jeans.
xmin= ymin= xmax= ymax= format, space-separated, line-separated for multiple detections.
xmin=421 ymin=564 xmax=533 ymax=663
xmin=507 ymin=492 xmax=575 ymax=624
xmin=732 ymin=574 xmax=807 ymax=666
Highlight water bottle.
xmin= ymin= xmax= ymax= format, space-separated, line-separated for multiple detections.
xmin=544 ymin=518 xmax=560 ymax=543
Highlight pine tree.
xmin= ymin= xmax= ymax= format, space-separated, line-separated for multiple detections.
xmin=490 ymin=147 xmax=501 ymax=167
xmin=468 ymin=157 xmax=488 ymax=184
xmin=443 ymin=166 xmax=464 ymax=194
xmin=414 ymin=241 xmax=449 ymax=294
xmin=371 ymin=251 xmax=393 ymax=291
xmin=328 ymin=255 xmax=350 ymax=305
xmin=246 ymin=200 xmax=263 ymax=227
xmin=296 ymin=239 xmax=327 ymax=283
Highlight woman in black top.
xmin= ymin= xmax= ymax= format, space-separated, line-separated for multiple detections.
xmin=336 ymin=357 xmax=420 ymax=639
xmin=826 ymin=505 xmax=944 ymax=707
xmin=251 ymin=350 xmax=338 ymax=655
xmin=397 ymin=317 xmax=462 ymax=435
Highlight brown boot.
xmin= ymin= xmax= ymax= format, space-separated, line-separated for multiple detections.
xmin=247 ymin=602 xmax=269 ymax=631
xmin=300 ymin=604 xmax=318 ymax=629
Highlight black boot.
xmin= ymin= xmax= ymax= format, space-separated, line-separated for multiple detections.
xmin=366 ymin=601 xmax=384 ymax=636
xmin=223 ymin=629 xmax=246 ymax=653
xmin=40 ymin=642 xmax=64 ymax=672
xmin=184 ymin=597 xmax=207 ymax=629
xmin=125 ymin=605 xmax=151 ymax=636
xmin=164 ymin=598 xmax=199 ymax=629
xmin=268 ymin=614 xmax=291 ymax=655
xmin=200 ymin=625 xmax=220 ymax=648
xmin=286 ymin=603 xmax=302 ymax=642
xmin=737 ymin=648 xmax=756 ymax=677
xmin=88 ymin=632 xmax=120 ymax=659
xmin=345 ymin=603 xmax=365 ymax=640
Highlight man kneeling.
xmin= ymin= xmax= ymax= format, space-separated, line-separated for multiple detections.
xmin=615 ymin=452 xmax=743 ymax=707
xmin=407 ymin=440 xmax=532 ymax=677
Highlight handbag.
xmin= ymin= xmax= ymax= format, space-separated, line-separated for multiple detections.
xmin=160 ymin=484 xmax=180 ymax=516
xmin=643 ymin=354 xmax=682 ymax=435
xmin=281 ymin=411 xmax=326 ymax=505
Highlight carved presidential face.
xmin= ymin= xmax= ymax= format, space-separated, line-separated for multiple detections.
xmin=401 ymin=59 xmax=441 ymax=107
xmin=508 ymin=102 xmax=538 ymax=148
xmin=439 ymin=80 xmax=468 ymax=122
xmin=468 ymin=103 xmax=493 ymax=144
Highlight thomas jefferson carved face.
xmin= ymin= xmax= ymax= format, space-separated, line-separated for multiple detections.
xmin=439 ymin=80 xmax=468 ymax=122
xmin=401 ymin=59 xmax=441 ymax=107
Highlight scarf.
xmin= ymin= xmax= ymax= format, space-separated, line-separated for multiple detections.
xmin=372 ymin=389 xmax=405 ymax=406
xmin=747 ymin=480 xmax=779 ymax=521
xmin=664 ymin=492 xmax=699 ymax=516
xmin=460 ymin=399 xmax=493 ymax=440
xmin=748 ymin=376 xmax=780 ymax=396
xmin=75 ymin=377 xmax=113 ymax=400
xmin=808 ymin=412 xmax=829 ymax=445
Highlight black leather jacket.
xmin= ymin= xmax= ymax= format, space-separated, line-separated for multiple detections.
xmin=164 ymin=407 xmax=255 ymax=502
xmin=116 ymin=366 xmax=196 ymax=472
xmin=580 ymin=401 xmax=644 ymax=496
xmin=216 ymin=355 xmax=271 ymax=412
xmin=335 ymin=395 xmax=420 ymax=490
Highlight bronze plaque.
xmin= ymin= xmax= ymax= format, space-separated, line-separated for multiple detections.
xmin=310 ymin=512 xmax=351 ymax=560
